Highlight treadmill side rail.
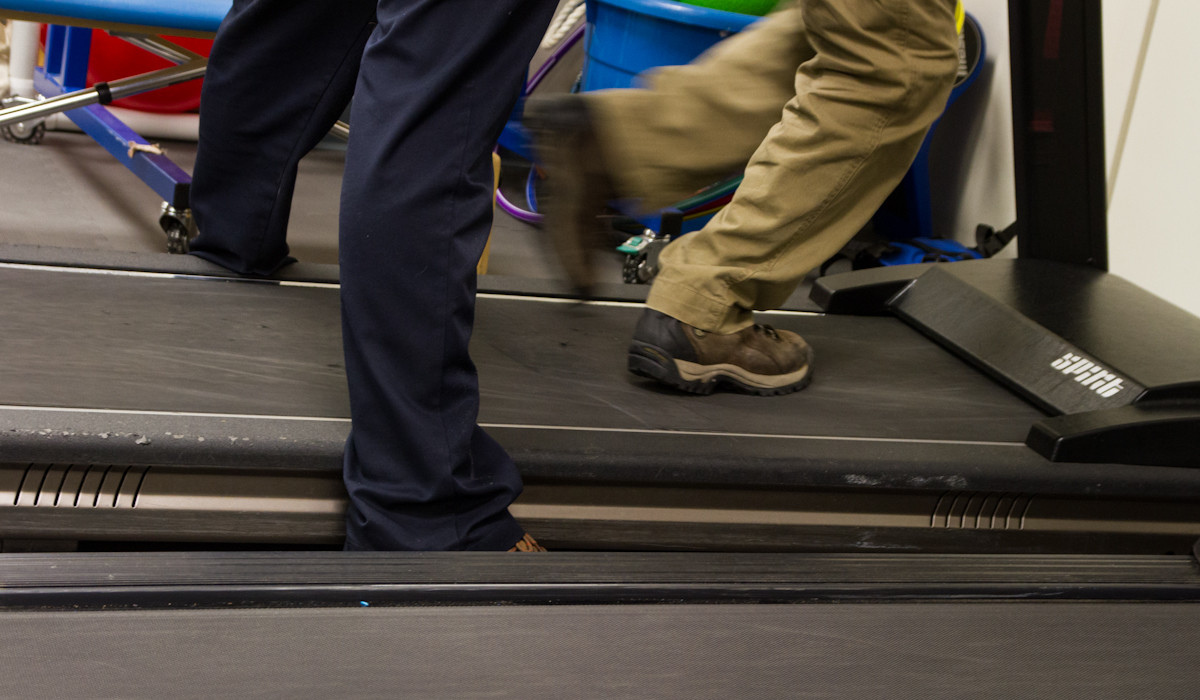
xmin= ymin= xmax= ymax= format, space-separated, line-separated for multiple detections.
xmin=809 ymin=264 xmax=928 ymax=315
xmin=887 ymin=264 xmax=1147 ymax=415
xmin=815 ymin=259 xmax=1200 ymax=467
xmin=0 ymin=463 xmax=346 ymax=545
xmin=1027 ymin=402 xmax=1200 ymax=468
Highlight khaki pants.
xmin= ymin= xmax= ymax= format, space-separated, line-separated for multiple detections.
xmin=587 ymin=0 xmax=960 ymax=332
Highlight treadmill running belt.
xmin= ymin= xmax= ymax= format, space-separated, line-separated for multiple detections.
xmin=0 ymin=264 xmax=1038 ymax=441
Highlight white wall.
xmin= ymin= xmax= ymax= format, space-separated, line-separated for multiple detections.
xmin=1102 ymin=0 xmax=1200 ymax=317
xmin=932 ymin=0 xmax=1200 ymax=318
xmin=929 ymin=1 xmax=1016 ymax=253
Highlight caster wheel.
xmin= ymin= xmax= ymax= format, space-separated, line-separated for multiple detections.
xmin=622 ymin=253 xmax=647 ymax=284
xmin=164 ymin=222 xmax=191 ymax=254
xmin=159 ymin=203 xmax=196 ymax=254
xmin=2 ymin=120 xmax=46 ymax=145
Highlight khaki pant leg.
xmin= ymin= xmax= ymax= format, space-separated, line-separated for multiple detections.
xmin=649 ymin=0 xmax=960 ymax=332
xmin=586 ymin=3 xmax=812 ymax=209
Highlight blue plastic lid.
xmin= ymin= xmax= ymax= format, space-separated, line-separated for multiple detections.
xmin=3 ymin=0 xmax=231 ymax=33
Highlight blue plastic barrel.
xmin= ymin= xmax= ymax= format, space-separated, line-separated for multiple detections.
xmin=582 ymin=0 xmax=759 ymax=92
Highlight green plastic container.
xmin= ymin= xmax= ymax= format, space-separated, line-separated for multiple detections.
xmin=672 ymin=0 xmax=779 ymax=17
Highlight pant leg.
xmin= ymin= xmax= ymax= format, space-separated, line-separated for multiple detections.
xmin=648 ymin=0 xmax=960 ymax=332
xmin=340 ymin=0 xmax=557 ymax=551
xmin=189 ymin=0 xmax=376 ymax=276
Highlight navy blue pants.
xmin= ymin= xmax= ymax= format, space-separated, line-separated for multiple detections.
xmin=191 ymin=0 xmax=557 ymax=550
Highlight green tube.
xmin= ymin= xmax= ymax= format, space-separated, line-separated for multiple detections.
xmin=672 ymin=174 xmax=743 ymax=211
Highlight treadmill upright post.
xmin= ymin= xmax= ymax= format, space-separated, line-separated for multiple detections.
xmin=1008 ymin=0 xmax=1108 ymax=269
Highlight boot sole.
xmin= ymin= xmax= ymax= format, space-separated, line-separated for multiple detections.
xmin=628 ymin=340 xmax=814 ymax=396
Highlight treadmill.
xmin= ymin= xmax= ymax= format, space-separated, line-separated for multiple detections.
xmin=1 ymin=0 xmax=1199 ymax=555
xmin=0 ymin=3 xmax=1197 ymax=697
xmin=1 ymin=249 xmax=1199 ymax=554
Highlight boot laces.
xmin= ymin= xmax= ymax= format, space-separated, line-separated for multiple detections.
xmin=753 ymin=324 xmax=780 ymax=340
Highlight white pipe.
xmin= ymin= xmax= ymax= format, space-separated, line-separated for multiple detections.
xmin=1 ymin=21 xmax=9 ymax=96
xmin=8 ymin=20 xmax=40 ymax=99
xmin=1107 ymin=0 xmax=1159 ymax=204
xmin=45 ymin=105 xmax=200 ymax=141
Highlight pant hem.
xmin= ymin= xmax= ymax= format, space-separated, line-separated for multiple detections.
xmin=646 ymin=277 xmax=753 ymax=333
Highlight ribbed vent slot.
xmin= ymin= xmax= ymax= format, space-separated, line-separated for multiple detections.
xmin=931 ymin=491 xmax=1032 ymax=530
xmin=15 ymin=465 xmax=148 ymax=508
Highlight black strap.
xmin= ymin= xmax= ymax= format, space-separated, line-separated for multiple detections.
xmin=975 ymin=222 xmax=1018 ymax=257
xmin=94 ymin=82 xmax=113 ymax=106
xmin=820 ymin=238 xmax=893 ymax=274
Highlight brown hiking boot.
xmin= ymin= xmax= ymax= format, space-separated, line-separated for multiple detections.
xmin=523 ymin=95 xmax=618 ymax=296
xmin=628 ymin=309 xmax=814 ymax=396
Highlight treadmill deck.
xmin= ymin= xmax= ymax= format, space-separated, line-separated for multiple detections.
xmin=2 ymin=261 xmax=1199 ymax=551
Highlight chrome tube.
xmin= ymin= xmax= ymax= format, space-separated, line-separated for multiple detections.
xmin=0 ymin=60 xmax=207 ymax=129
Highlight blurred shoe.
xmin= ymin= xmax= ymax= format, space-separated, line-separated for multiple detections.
xmin=508 ymin=533 xmax=548 ymax=552
xmin=523 ymin=95 xmax=618 ymax=296
xmin=628 ymin=309 xmax=813 ymax=395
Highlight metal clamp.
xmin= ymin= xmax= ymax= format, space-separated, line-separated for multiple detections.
xmin=619 ymin=228 xmax=670 ymax=284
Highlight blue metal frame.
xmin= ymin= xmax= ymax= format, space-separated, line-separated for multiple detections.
xmin=35 ymin=24 xmax=192 ymax=208
xmin=0 ymin=0 xmax=230 ymax=35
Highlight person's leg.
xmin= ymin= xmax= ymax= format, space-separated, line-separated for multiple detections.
xmin=647 ymin=0 xmax=961 ymax=332
xmin=532 ymin=0 xmax=957 ymax=394
xmin=626 ymin=0 xmax=958 ymax=395
xmin=189 ymin=0 xmax=376 ymax=276
xmin=340 ymin=0 xmax=557 ymax=551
